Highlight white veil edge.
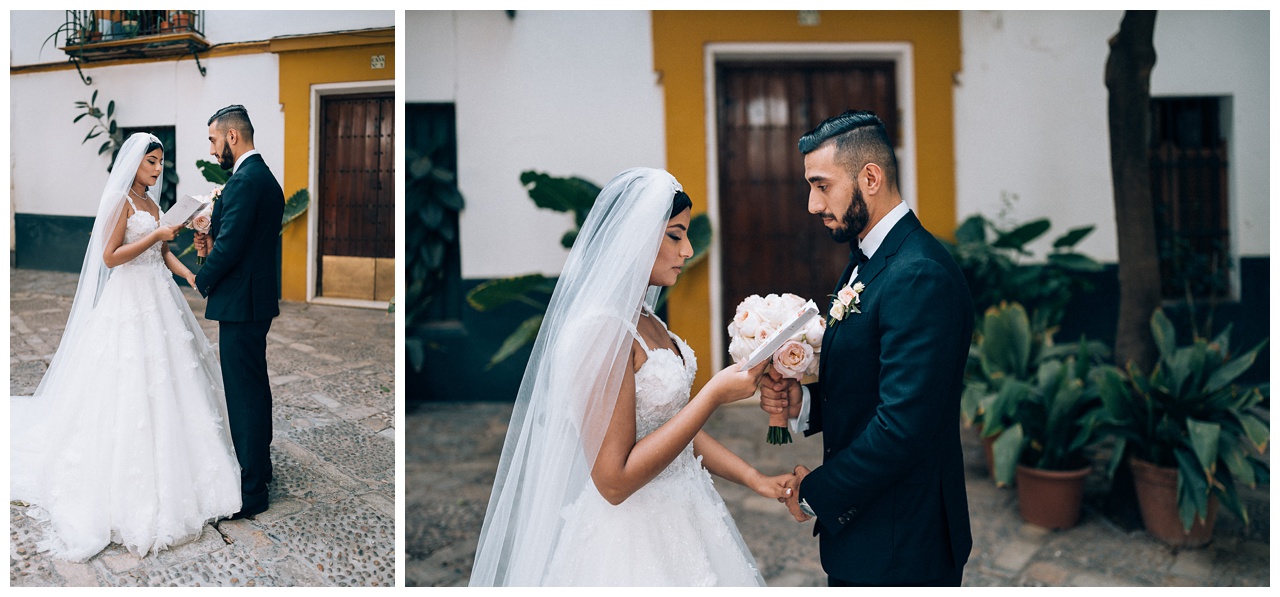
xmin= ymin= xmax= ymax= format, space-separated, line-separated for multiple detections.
xmin=469 ymin=167 xmax=682 ymax=586
xmin=31 ymin=132 xmax=163 ymax=398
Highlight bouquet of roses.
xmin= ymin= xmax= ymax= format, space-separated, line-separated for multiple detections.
xmin=728 ymin=293 xmax=825 ymax=444
xmin=186 ymin=185 xmax=223 ymax=264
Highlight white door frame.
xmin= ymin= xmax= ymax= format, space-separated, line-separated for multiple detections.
xmin=703 ymin=42 xmax=917 ymax=369
xmin=307 ymin=80 xmax=395 ymax=309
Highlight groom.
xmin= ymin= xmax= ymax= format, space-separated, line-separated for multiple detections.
xmin=762 ymin=110 xmax=973 ymax=586
xmin=194 ymin=104 xmax=285 ymax=520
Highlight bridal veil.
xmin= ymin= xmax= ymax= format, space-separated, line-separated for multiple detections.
xmin=469 ymin=167 xmax=682 ymax=585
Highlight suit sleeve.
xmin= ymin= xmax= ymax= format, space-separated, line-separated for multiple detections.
xmin=800 ymin=258 xmax=967 ymax=535
xmin=195 ymin=174 xmax=257 ymax=297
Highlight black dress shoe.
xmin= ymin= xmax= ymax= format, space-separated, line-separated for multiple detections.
xmin=229 ymin=502 xmax=269 ymax=520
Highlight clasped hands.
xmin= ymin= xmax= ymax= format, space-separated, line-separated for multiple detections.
xmin=759 ymin=367 xmax=813 ymax=522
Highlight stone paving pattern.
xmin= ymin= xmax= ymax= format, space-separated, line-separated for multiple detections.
xmin=9 ymin=269 xmax=394 ymax=587
xmin=406 ymin=400 xmax=1268 ymax=587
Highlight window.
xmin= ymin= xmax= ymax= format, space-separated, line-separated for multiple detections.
xmin=1149 ymin=97 xmax=1231 ymax=300
xmin=407 ymin=104 xmax=463 ymax=324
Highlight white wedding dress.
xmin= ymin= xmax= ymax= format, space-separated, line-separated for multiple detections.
xmin=10 ymin=197 xmax=242 ymax=562
xmin=543 ymin=313 xmax=766 ymax=586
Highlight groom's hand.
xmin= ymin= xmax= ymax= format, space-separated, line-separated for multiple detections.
xmin=760 ymin=367 xmax=802 ymax=419
xmin=193 ymin=232 xmax=210 ymax=257
xmin=784 ymin=465 xmax=812 ymax=522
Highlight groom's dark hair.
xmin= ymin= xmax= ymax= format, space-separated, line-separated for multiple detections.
xmin=798 ymin=110 xmax=898 ymax=192
xmin=208 ymin=104 xmax=255 ymax=143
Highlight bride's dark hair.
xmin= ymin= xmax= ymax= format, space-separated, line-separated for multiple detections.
xmin=145 ymin=139 xmax=164 ymax=154
xmin=670 ymin=190 xmax=692 ymax=219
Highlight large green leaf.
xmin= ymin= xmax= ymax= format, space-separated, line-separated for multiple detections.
xmin=1185 ymin=418 xmax=1220 ymax=480
xmin=954 ymin=214 xmax=987 ymax=244
xmin=519 ymin=171 xmax=599 ymax=215
xmin=992 ymin=219 xmax=1050 ymax=251
xmin=979 ymin=303 xmax=1031 ymax=379
xmin=1052 ymin=225 xmax=1094 ymax=249
xmin=1233 ymin=410 xmax=1269 ymax=453
xmin=1205 ymin=338 xmax=1267 ymax=393
xmin=991 ymin=423 xmax=1024 ymax=487
xmin=1219 ymin=434 xmax=1256 ymax=488
xmin=486 ymin=315 xmax=543 ymax=369
xmin=1047 ymin=252 xmax=1104 ymax=272
xmin=1174 ymin=448 xmax=1212 ymax=531
xmin=196 ymin=159 xmax=231 ymax=184
xmin=280 ymin=188 xmax=309 ymax=234
xmin=465 ymin=274 xmax=556 ymax=311
xmin=1150 ymin=309 xmax=1176 ymax=364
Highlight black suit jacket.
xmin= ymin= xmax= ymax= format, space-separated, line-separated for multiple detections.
xmin=195 ymin=153 xmax=284 ymax=322
xmin=800 ymin=210 xmax=973 ymax=585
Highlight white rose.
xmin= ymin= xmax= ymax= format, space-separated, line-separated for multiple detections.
xmin=801 ymin=316 xmax=826 ymax=347
xmin=779 ymin=293 xmax=806 ymax=312
xmin=772 ymin=340 xmax=815 ymax=380
xmin=837 ymin=284 xmax=857 ymax=306
xmin=829 ymin=301 xmax=847 ymax=321
xmin=734 ymin=309 xmax=764 ymax=337
xmin=853 ymin=281 xmax=865 ymax=294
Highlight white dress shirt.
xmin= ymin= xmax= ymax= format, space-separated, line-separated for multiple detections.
xmin=790 ymin=200 xmax=912 ymax=434
xmin=232 ymin=149 xmax=260 ymax=174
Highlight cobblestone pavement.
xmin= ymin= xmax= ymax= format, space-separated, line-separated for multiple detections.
xmin=9 ymin=269 xmax=395 ymax=587
xmin=406 ymin=400 xmax=1269 ymax=587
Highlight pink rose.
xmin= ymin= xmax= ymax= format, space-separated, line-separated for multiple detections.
xmin=837 ymin=284 xmax=857 ymax=306
xmin=734 ymin=309 xmax=764 ymax=337
xmin=772 ymin=340 xmax=814 ymax=380
xmin=189 ymin=210 xmax=212 ymax=233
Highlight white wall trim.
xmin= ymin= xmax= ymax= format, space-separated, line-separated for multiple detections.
xmin=703 ymin=42 xmax=916 ymax=370
xmin=306 ymin=80 xmax=394 ymax=303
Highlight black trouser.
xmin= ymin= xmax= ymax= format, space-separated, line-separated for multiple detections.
xmin=219 ymin=319 xmax=274 ymax=512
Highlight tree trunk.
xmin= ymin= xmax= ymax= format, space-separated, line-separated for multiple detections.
xmin=1105 ymin=11 xmax=1160 ymax=373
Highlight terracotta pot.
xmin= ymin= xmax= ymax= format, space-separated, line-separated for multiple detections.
xmin=1015 ymin=464 xmax=1091 ymax=530
xmin=1130 ymin=457 xmax=1218 ymax=548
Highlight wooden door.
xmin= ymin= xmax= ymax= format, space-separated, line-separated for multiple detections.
xmin=716 ymin=61 xmax=898 ymax=351
xmin=317 ymin=93 xmax=395 ymax=301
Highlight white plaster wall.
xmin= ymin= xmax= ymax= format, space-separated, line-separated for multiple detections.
xmin=411 ymin=10 xmax=666 ymax=279
xmin=407 ymin=10 xmax=456 ymax=102
xmin=10 ymin=54 xmax=283 ymax=217
xmin=955 ymin=10 xmax=1270 ymax=263
xmin=11 ymin=10 xmax=394 ymax=67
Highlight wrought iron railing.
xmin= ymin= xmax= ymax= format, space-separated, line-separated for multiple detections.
xmin=57 ymin=10 xmax=204 ymax=46
xmin=50 ymin=10 xmax=208 ymax=84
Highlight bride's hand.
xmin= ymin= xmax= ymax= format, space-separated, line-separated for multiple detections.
xmin=705 ymin=360 xmax=769 ymax=405
xmin=749 ymin=471 xmax=794 ymax=500
xmin=184 ymin=272 xmax=198 ymax=288
xmin=153 ymin=224 xmax=182 ymax=242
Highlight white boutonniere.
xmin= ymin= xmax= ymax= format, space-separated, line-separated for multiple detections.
xmin=827 ymin=281 xmax=865 ymax=326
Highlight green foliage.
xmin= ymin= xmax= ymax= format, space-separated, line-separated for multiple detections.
xmin=74 ymin=90 xmax=122 ymax=170
xmin=945 ymin=213 xmax=1102 ymax=333
xmin=281 ymin=189 xmax=309 ymax=234
xmin=964 ymin=302 xmax=1112 ymax=486
xmin=464 ymin=171 xmax=713 ymax=369
xmin=197 ymin=159 xmax=231 ymax=184
xmin=1098 ymin=309 xmax=1269 ymax=531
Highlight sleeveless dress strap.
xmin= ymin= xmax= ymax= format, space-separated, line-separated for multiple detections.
xmin=124 ymin=193 xmax=138 ymax=212
xmin=623 ymin=319 xmax=650 ymax=352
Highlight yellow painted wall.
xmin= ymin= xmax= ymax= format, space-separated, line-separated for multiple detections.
xmin=274 ymin=29 xmax=394 ymax=301
xmin=651 ymin=11 xmax=960 ymax=390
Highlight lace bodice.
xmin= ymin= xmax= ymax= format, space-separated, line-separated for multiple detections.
xmin=633 ymin=315 xmax=698 ymax=441
xmin=121 ymin=198 xmax=164 ymax=268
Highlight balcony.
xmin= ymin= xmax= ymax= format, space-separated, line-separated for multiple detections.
xmin=53 ymin=10 xmax=209 ymax=62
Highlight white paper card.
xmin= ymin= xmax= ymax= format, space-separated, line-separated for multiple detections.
xmin=739 ymin=305 xmax=820 ymax=371
xmin=158 ymin=194 xmax=209 ymax=229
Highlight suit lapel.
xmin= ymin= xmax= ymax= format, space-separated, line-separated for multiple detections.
xmin=819 ymin=210 xmax=922 ymax=380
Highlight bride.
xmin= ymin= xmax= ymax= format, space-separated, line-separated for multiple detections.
xmin=10 ymin=132 xmax=242 ymax=561
xmin=470 ymin=167 xmax=791 ymax=586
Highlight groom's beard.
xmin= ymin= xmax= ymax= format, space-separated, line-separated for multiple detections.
xmin=829 ymin=185 xmax=869 ymax=243
xmin=217 ymin=143 xmax=235 ymax=171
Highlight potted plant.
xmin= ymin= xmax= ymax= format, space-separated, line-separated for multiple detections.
xmin=169 ymin=10 xmax=193 ymax=30
xmin=961 ymin=301 xmax=1107 ymax=482
xmin=1098 ymin=309 xmax=1269 ymax=547
xmin=117 ymin=11 xmax=140 ymax=38
xmin=987 ymin=344 xmax=1110 ymax=529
